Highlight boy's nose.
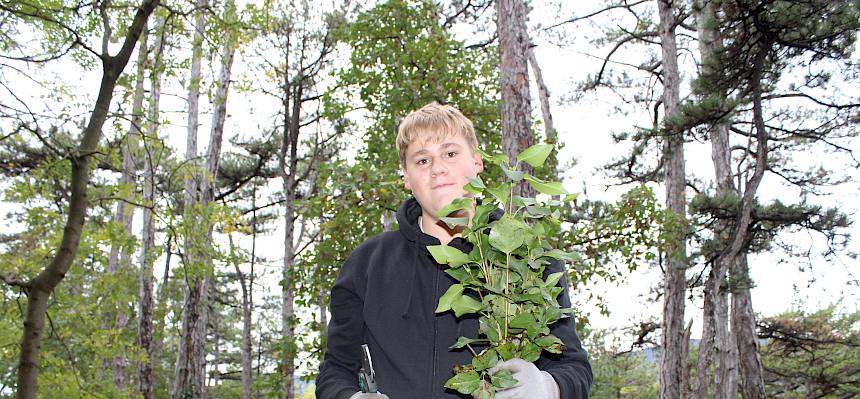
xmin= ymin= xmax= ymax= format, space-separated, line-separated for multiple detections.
xmin=430 ymin=160 xmax=448 ymax=176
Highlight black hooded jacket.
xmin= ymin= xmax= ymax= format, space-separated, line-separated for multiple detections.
xmin=315 ymin=197 xmax=592 ymax=399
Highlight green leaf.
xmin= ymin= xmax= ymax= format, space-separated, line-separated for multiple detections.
xmin=501 ymin=163 xmax=524 ymax=181
xmin=524 ymin=205 xmax=551 ymax=218
xmin=475 ymin=381 xmax=493 ymax=399
xmin=496 ymin=342 xmax=515 ymax=361
xmin=487 ymin=183 xmax=512 ymax=205
xmin=509 ymin=312 xmax=538 ymax=330
xmin=472 ymin=348 xmax=498 ymax=371
xmin=535 ymin=334 xmax=565 ymax=354
xmin=437 ymin=197 xmax=472 ymax=218
xmin=440 ymin=216 xmax=469 ymax=229
xmin=452 ymin=294 xmax=483 ymax=317
xmin=523 ymin=174 xmax=568 ymax=195
xmin=541 ymin=249 xmax=575 ymax=261
xmin=436 ymin=284 xmax=464 ymax=314
xmin=449 ymin=336 xmax=489 ymax=349
xmin=519 ymin=340 xmax=542 ymax=362
xmin=542 ymin=307 xmax=563 ymax=325
xmin=427 ymin=245 xmax=471 ymax=267
xmin=477 ymin=148 xmax=508 ymax=166
xmin=467 ymin=175 xmax=486 ymax=189
xmin=445 ymin=267 xmax=472 ymax=284
xmin=516 ymin=143 xmax=554 ymax=168
xmin=564 ymin=192 xmax=579 ymax=202
xmin=488 ymin=215 xmax=525 ymax=253
xmin=490 ymin=367 xmax=518 ymax=389
xmin=445 ymin=370 xmax=482 ymax=394
xmin=544 ymin=271 xmax=564 ymax=288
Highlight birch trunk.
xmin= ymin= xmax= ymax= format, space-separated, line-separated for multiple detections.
xmin=656 ymin=1 xmax=688 ymax=399
xmin=496 ymin=0 xmax=535 ymax=197
xmin=13 ymin=1 xmax=159 ymax=397
xmin=173 ymin=0 xmax=209 ymax=396
xmin=138 ymin=14 xmax=165 ymax=399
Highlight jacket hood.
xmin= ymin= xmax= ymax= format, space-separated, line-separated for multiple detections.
xmin=396 ymin=196 xmax=441 ymax=246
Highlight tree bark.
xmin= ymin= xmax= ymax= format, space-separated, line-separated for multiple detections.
xmin=14 ymin=1 xmax=159 ymax=397
xmin=656 ymin=1 xmax=688 ymax=399
xmin=238 ymin=189 xmax=257 ymax=399
xmin=173 ymin=0 xmax=209 ymax=397
xmin=694 ymin=2 xmax=737 ymax=396
xmin=138 ymin=14 xmax=165 ymax=399
xmin=702 ymin=45 xmax=769 ymax=399
xmin=280 ymin=78 xmax=301 ymax=399
xmin=527 ymin=47 xmax=554 ymax=138
xmin=104 ymin=19 xmax=147 ymax=389
xmin=732 ymin=256 xmax=766 ymax=399
xmin=715 ymin=282 xmax=738 ymax=399
xmin=496 ymin=0 xmax=535 ymax=197
xmin=694 ymin=2 xmax=768 ymax=397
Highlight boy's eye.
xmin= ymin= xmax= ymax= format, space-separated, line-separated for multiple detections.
xmin=445 ymin=151 xmax=457 ymax=158
xmin=416 ymin=158 xmax=429 ymax=165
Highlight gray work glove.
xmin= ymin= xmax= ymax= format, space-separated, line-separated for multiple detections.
xmin=349 ymin=392 xmax=389 ymax=399
xmin=486 ymin=358 xmax=559 ymax=399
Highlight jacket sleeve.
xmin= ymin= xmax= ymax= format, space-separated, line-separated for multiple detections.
xmin=316 ymin=252 xmax=366 ymax=399
xmin=538 ymin=259 xmax=593 ymax=398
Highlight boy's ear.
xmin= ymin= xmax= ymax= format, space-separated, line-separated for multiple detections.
xmin=402 ymin=169 xmax=411 ymax=190
xmin=473 ymin=152 xmax=484 ymax=173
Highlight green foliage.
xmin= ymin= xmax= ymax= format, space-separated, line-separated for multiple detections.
xmin=430 ymin=144 xmax=576 ymax=397
xmin=759 ymin=304 xmax=860 ymax=398
xmin=559 ymin=185 xmax=663 ymax=314
xmin=585 ymin=328 xmax=659 ymax=399
xmin=0 ymin=156 xmax=143 ymax=398
xmin=689 ymin=193 xmax=852 ymax=260
xmin=326 ymin=0 xmax=502 ymax=172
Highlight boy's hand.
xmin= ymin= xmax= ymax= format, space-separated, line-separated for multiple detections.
xmin=483 ymin=358 xmax=559 ymax=399
xmin=349 ymin=393 xmax=388 ymax=399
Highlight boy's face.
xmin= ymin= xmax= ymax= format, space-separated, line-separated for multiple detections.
xmin=402 ymin=133 xmax=483 ymax=222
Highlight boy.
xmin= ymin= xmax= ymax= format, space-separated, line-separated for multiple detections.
xmin=315 ymin=102 xmax=592 ymax=399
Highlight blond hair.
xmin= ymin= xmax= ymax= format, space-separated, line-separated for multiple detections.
xmin=396 ymin=102 xmax=479 ymax=168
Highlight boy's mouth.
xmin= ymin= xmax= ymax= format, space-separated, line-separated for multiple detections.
xmin=432 ymin=182 xmax=454 ymax=189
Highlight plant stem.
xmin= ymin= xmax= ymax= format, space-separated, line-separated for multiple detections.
xmin=504 ymin=252 xmax=510 ymax=340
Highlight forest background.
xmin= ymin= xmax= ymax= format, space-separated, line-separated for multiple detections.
xmin=0 ymin=0 xmax=858 ymax=398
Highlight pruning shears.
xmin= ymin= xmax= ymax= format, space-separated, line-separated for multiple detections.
xmin=358 ymin=344 xmax=379 ymax=393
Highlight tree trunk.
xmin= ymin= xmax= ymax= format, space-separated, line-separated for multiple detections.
xmin=656 ymin=1 xmax=688 ymax=399
xmin=237 ymin=190 xmax=257 ymax=399
xmin=694 ymin=2 xmax=769 ymax=398
xmin=496 ymin=0 xmax=535 ymax=197
xmin=715 ymin=282 xmax=738 ymax=399
xmin=13 ymin=1 xmax=159 ymax=398
xmin=695 ymin=0 xmax=735 ymax=397
xmin=280 ymin=82 xmax=302 ymax=399
xmin=104 ymin=20 xmax=147 ymax=389
xmin=527 ymin=47 xmax=554 ymax=138
xmin=173 ymin=0 xmax=209 ymax=397
xmin=212 ymin=303 xmax=221 ymax=390
xmin=702 ymin=46 xmax=769 ymax=399
xmin=732 ymin=256 xmax=766 ymax=399
xmin=138 ymin=14 xmax=165 ymax=399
